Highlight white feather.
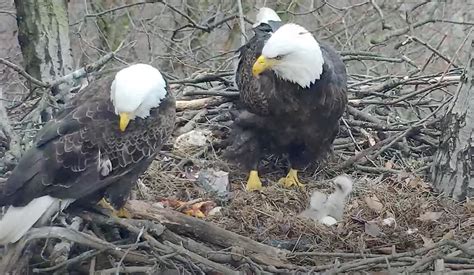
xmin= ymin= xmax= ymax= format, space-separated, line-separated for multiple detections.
xmin=110 ymin=63 xmax=167 ymax=119
xmin=253 ymin=7 xmax=281 ymax=27
xmin=0 ymin=196 xmax=74 ymax=245
xmin=262 ymin=23 xmax=324 ymax=88
xmin=299 ymin=175 xmax=354 ymax=225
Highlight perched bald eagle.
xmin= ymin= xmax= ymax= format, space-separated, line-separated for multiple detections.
xmin=226 ymin=8 xmax=347 ymax=191
xmin=0 ymin=64 xmax=176 ymax=244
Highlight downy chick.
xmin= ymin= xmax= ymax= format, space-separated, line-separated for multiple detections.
xmin=299 ymin=175 xmax=353 ymax=225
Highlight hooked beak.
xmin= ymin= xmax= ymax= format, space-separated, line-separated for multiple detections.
xmin=119 ymin=112 xmax=130 ymax=132
xmin=252 ymin=55 xmax=278 ymax=77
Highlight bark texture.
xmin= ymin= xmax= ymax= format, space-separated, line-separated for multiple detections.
xmin=14 ymin=0 xmax=73 ymax=121
xmin=431 ymin=38 xmax=473 ymax=200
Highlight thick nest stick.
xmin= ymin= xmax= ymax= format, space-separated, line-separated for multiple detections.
xmin=0 ymin=194 xmax=472 ymax=274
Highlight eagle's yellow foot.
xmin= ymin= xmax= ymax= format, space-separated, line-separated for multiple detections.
xmin=113 ymin=207 xmax=132 ymax=218
xmin=246 ymin=170 xmax=263 ymax=191
xmin=98 ymin=198 xmax=132 ymax=218
xmin=278 ymin=169 xmax=305 ymax=189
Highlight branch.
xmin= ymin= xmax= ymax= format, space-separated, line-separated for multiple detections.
xmin=236 ymin=0 xmax=247 ymax=45
xmin=176 ymin=96 xmax=231 ymax=111
xmin=1 ymin=47 xmax=119 ymax=90
xmin=169 ymin=72 xmax=233 ymax=85
xmin=370 ymin=0 xmax=392 ymax=30
xmin=70 ymin=0 xmax=161 ymax=26
xmin=0 ymin=226 xmax=152 ymax=274
xmin=50 ymin=49 xmax=118 ymax=90
xmin=124 ymin=200 xmax=292 ymax=268
xmin=0 ymin=88 xmax=22 ymax=169
xmin=370 ymin=19 xmax=435 ymax=44
xmin=0 ymin=58 xmax=48 ymax=87
xmin=408 ymin=35 xmax=457 ymax=67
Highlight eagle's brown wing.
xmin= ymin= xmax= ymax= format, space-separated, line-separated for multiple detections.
xmin=0 ymin=76 xmax=176 ymax=208
xmin=235 ymin=22 xmax=282 ymax=116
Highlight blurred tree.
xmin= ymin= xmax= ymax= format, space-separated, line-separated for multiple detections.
xmin=90 ymin=0 xmax=130 ymax=51
xmin=14 ymin=0 xmax=74 ymax=122
xmin=431 ymin=33 xmax=473 ymax=200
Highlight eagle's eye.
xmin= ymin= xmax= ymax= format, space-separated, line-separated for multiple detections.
xmin=274 ymin=55 xmax=283 ymax=60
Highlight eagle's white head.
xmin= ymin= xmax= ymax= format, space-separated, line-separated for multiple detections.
xmin=252 ymin=23 xmax=324 ymax=88
xmin=110 ymin=63 xmax=168 ymax=131
xmin=253 ymin=7 xmax=281 ymax=27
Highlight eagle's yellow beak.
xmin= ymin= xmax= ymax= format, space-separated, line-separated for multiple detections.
xmin=252 ymin=55 xmax=277 ymax=76
xmin=119 ymin=112 xmax=130 ymax=132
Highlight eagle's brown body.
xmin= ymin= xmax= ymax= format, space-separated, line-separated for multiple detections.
xmin=0 ymin=74 xmax=176 ymax=210
xmin=227 ymin=22 xmax=347 ymax=172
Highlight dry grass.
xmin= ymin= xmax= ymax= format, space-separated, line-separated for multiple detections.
xmin=141 ymin=139 xmax=474 ymax=267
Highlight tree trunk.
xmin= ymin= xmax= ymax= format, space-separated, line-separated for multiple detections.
xmin=14 ymin=0 xmax=73 ymax=121
xmin=90 ymin=0 xmax=131 ymax=52
xmin=431 ymin=37 xmax=473 ymax=200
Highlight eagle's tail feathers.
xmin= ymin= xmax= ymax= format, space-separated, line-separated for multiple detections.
xmin=0 ymin=195 xmax=60 ymax=245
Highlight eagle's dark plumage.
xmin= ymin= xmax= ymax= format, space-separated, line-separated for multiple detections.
xmin=225 ymin=9 xmax=347 ymax=191
xmin=0 ymin=64 xmax=176 ymax=244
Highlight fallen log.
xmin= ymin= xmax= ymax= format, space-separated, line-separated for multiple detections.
xmin=125 ymin=199 xmax=292 ymax=268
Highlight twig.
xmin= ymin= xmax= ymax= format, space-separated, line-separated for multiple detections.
xmin=327 ymin=240 xmax=450 ymax=273
xmin=183 ymin=90 xmax=239 ymax=97
xmin=1 ymin=44 xmax=120 ymax=91
xmin=94 ymin=266 xmax=156 ymax=274
xmin=0 ymin=58 xmax=49 ymax=87
xmin=370 ymin=0 xmax=392 ymax=30
xmin=354 ymin=164 xmax=402 ymax=174
xmin=346 ymin=106 xmax=384 ymax=124
xmin=370 ymin=18 xmax=435 ymax=44
xmin=23 ymin=227 xmax=150 ymax=263
xmin=0 ymin=88 xmax=22 ymax=167
xmin=408 ymin=35 xmax=456 ymax=67
xmin=406 ymin=253 xmax=442 ymax=273
xmin=336 ymin=133 xmax=401 ymax=170
xmin=70 ymin=0 xmax=160 ymax=26
xmin=236 ymin=0 xmax=247 ymax=46
xmin=49 ymin=217 xmax=83 ymax=266
xmin=0 ymin=226 xmax=151 ymax=274
xmin=342 ymin=55 xmax=402 ymax=62
xmin=115 ymin=226 xmax=145 ymax=275
xmin=170 ymin=72 xmax=233 ymax=85
xmin=32 ymin=249 xmax=103 ymax=273
xmin=51 ymin=48 xmax=119 ymax=91
xmin=175 ymin=109 xmax=207 ymax=136
xmin=164 ymin=241 xmax=240 ymax=275
xmin=176 ymin=96 xmax=230 ymax=111
xmin=290 ymin=251 xmax=388 ymax=258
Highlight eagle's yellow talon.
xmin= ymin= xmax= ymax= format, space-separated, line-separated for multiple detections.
xmin=98 ymin=198 xmax=131 ymax=218
xmin=246 ymin=170 xmax=263 ymax=191
xmin=114 ymin=207 xmax=132 ymax=218
xmin=278 ymin=168 xmax=305 ymax=188
xmin=98 ymin=198 xmax=114 ymax=210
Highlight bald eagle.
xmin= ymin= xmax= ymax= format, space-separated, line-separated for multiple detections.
xmin=226 ymin=8 xmax=347 ymax=191
xmin=0 ymin=64 xmax=176 ymax=244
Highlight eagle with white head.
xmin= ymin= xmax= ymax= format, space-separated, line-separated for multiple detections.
xmin=226 ymin=7 xmax=348 ymax=192
xmin=0 ymin=64 xmax=176 ymax=245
